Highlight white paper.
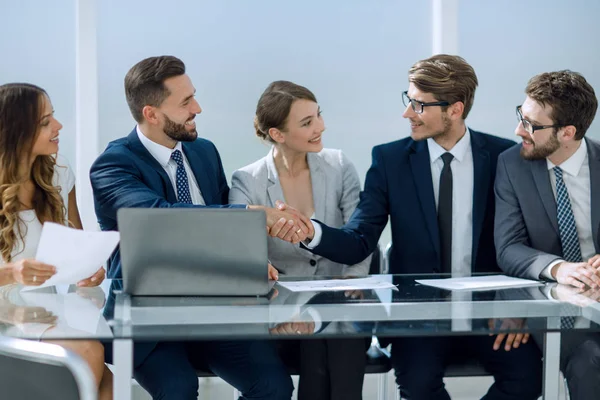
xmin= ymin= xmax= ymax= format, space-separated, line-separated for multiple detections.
xmin=23 ymin=222 xmax=119 ymax=290
xmin=415 ymin=275 xmax=543 ymax=291
xmin=277 ymin=277 xmax=397 ymax=293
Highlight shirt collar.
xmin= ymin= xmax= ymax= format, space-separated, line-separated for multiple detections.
xmin=136 ymin=125 xmax=183 ymax=168
xmin=427 ymin=127 xmax=471 ymax=164
xmin=546 ymin=139 xmax=587 ymax=176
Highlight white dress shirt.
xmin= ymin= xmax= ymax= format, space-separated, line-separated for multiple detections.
xmin=136 ymin=125 xmax=205 ymax=205
xmin=428 ymin=128 xmax=474 ymax=277
xmin=541 ymin=139 xmax=594 ymax=279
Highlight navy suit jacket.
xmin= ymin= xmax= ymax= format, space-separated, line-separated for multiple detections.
xmin=308 ymin=130 xmax=516 ymax=274
xmin=90 ymin=128 xmax=244 ymax=279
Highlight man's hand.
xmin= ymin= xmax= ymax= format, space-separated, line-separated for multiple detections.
xmin=77 ymin=267 xmax=106 ymax=287
xmin=271 ymin=201 xmax=315 ymax=241
xmin=587 ymin=254 xmax=600 ymax=269
xmin=249 ymin=203 xmax=313 ymax=244
xmin=554 ymin=261 xmax=600 ymax=289
xmin=344 ymin=290 xmax=365 ymax=300
xmin=269 ymin=321 xmax=315 ymax=336
xmin=554 ymin=284 xmax=600 ymax=307
xmin=489 ymin=318 xmax=529 ymax=351
xmin=268 ymin=263 xmax=279 ymax=281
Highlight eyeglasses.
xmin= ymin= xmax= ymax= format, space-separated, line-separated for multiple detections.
xmin=402 ymin=91 xmax=450 ymax=114
xmin=516 ymin=105 xmax=564 ymax=135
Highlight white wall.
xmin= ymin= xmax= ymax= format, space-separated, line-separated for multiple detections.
xmin=459 ymin=0 xmax=600 ymax=141
xmin=96 ymin=0 xmax=432 ymax=187
xmin=0 ymin=0 xmax=76 ymax=170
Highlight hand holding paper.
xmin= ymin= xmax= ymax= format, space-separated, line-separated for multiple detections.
xmin=23 ymin=223 xmax=119 ymax=290
xmin=10 ymin=259 xmax=56 ymax=286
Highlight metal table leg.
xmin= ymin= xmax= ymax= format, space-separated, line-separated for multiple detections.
xmin=113 ymin=339 xmax=133 ymax=400
xmin=543 ymin=322 xmax=561 ymax=400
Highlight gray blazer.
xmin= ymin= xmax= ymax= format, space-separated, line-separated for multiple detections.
xmin=230 ymin=148 xmax=371 ymax=276
xmin=494 ymin=138 xmax=600 ymax=280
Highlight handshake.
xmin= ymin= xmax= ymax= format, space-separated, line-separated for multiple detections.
xmin=249 ymin=201 xmax=315 ymax=244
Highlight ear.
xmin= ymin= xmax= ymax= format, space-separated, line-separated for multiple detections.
xmin=559 ymin=125 xmax=577 ymax=141
xmin=268 ymin=127 xmax=285 ymax=144
xmin=142 ymin=106 xmax=160 ymax=126
xmin=447 ymin=101 xmax=465 ymax=121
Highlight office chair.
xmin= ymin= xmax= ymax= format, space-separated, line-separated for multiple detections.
xmin=0 ymin=335 xmax=97 ymax=400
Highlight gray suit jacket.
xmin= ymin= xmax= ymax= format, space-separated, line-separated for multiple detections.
xmin=494 ymin=138 xmax=600 ymax=280
xmin=230 ymin=148 xmax=371 ymax=276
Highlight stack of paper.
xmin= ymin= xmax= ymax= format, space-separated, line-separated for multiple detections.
xmin=277 ymin=277 xmax=397 ymax=293
xmin=415 ymin=275 xmax=543 ymax=291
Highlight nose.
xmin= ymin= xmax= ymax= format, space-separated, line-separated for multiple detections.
xmin=191 ymin=98 xmax=202 ymax=114
xmin=515 ymin=121 xmax=528 ymax=138
xmin=317 ymin=116 xmax=326 ymax=133
xmin=55 ymin=118 xmax=63 ymax=131
xmin=402 ymin=104 xmax=415 ymax=119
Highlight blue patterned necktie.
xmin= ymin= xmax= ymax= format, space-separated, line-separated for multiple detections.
xmin=554 ymin=167 xmax=583 ymax=263
xmin=171 ymin=149 xmax=193 ymax=204
xmin=554 ymin=166 xmax=582 ymax=330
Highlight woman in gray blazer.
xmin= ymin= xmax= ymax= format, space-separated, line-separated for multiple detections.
xmin=230 ymin=81 xmax=369 ymax=400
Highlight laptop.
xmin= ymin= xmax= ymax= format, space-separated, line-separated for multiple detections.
xmin=117 ymin=208 xmax=272 ymax=296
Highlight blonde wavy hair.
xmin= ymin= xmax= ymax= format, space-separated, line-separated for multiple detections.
xmin=0 ymin=83 xmax=66 ymax=263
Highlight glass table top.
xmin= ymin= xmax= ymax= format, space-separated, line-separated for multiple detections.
xmin=2 ymin=274 xmax=600 ymax=341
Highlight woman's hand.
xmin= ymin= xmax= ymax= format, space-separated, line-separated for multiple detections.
xmin=0 ymin=304 xmax=57 ymax=325
xmin=77 ymin=267 xmax=106 ymax=287
xmin=11 ymin=259 xmax=56 ymax=286
xmin=268 ymin=263 xmax=279 ymax=281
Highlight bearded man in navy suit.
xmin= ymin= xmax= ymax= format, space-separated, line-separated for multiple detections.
xmin=90 ymin=56 xmax=307 ymax=400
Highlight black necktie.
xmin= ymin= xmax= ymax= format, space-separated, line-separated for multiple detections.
xmin=438 ymin=152 xmax=454 ymax=274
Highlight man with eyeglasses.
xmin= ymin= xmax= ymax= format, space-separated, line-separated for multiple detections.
xmin=279 ymin=54 xmax=543 ymax=399
xmin=495 ymin=70 xmax=600 ymax=400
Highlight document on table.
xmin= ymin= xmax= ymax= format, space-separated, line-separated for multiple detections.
xmin=415 ymin=275 xmax=543 ymax=291
xmin=22 ymin=223 xmax=120 ymax=291
xmin=276 ymin=277 xmax=397 ymax=293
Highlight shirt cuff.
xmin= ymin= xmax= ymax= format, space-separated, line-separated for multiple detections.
xmin=303 ymin=220 xmax=322 ymax=249
xmin=540 ymin=260 xmax=564 ymax=281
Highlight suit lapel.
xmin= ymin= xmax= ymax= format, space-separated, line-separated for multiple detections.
xmin=531 ymin=159 xmax=559 ymax=235
xmin=470 ymin=132 xmax=490 ymax=267
xmin=182 ymin=142 xmax=214 ymax=203
xmin=265 ymin=148 xmax=287 ymax=207
xmin=308 ymin=153 xmax=326 ymax=221
xmin=586 ymin=139 xmax=600 ymax=251
xmin=126 ymin=128 xmax=177 ymax=203
xmin=409 ymin=141 xmax=440 ymax=258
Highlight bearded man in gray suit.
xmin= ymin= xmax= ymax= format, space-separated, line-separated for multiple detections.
xmin=495 ymin=70 xmax=600 ymax=400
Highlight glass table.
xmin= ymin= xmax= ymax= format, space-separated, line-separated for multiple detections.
xmin=2 ymin=274 xmax=600 ymax=400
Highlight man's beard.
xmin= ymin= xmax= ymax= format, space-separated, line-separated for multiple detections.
xmin=422 ymin=113 xmax=452 ymax=141
xmin=163 ymin=114 xmax=197 ymax=142
xmin=520 ymin=131 xmax=560 ymax=160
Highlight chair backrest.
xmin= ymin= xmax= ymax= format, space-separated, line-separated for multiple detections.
xmin=382 ymin=242 xmax=392 ymax=274
xmin=0 ymin=336 xmax=97 ymax=400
